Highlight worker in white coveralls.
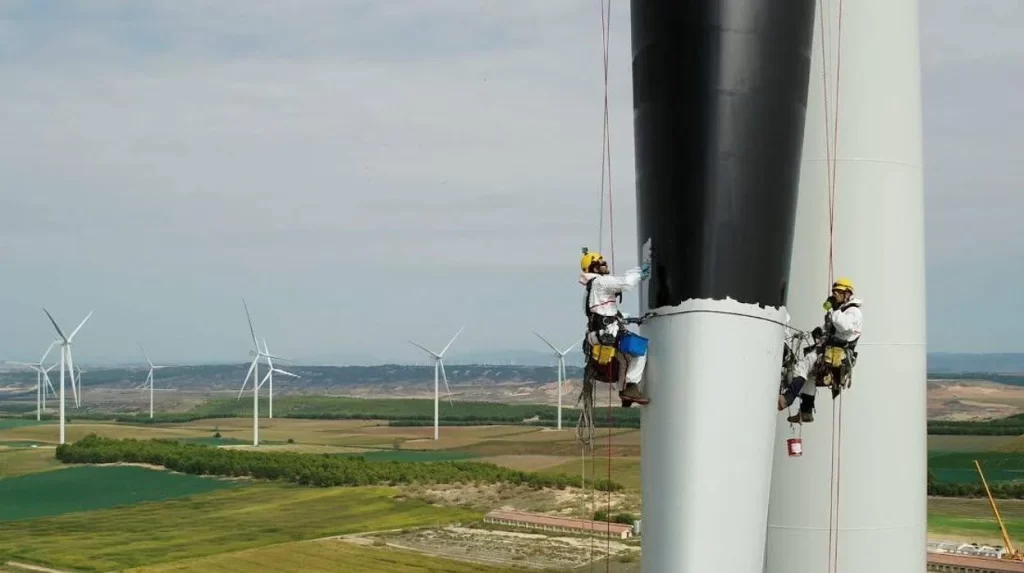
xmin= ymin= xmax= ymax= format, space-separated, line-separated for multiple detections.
xmin=579 ymin=251 xmax=650 ymax=405
xmin=778 ymin=277 xmax=863 ymax=423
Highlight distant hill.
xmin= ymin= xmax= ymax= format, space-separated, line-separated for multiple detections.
xmin=927 ymin=353 xmax=1024 ymax=374
xmin=2 ymin=352 xmax=1022 ymax=395
xmin=0 ymin=363 xmax=582 ymax=392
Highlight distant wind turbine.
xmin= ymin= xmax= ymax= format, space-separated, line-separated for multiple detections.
xmin=236 ymin=300 xmax=293 ymax=445
xmin=74 ymin=365 xmax=85 ymax=407
xmin=256 ymin=339 xmax=299 ymax=419
xmin=137 ymin=343 xmax=166 ymax=419
xmin=5 ymin=341 xmax=57 ymax=420
xmin=408 ymin=326 xmax=463 ymax=441
xmin=533 ymin=333 xmax=585 ymax=431
xmin=42 ymin=309 xmax=93 ymax=445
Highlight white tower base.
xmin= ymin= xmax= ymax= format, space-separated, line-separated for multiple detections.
xmin=641 ymin=298 xmax=788 ymax=572
xmin=765 ymin=0 xmax=927 ymax=571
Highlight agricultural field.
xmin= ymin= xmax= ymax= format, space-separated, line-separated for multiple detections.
xmin=0 ymin=465 xmax=239 ymax=522
xmin=126 ymin=538 xmax=535 ymax=573
xmin=929 ymin=451 xmax=1024 ymax=484
xmin=6 ymin=400 xmax=1024 ymax=569
xmin=0 ymin=485 xmax=479 ymax=572
xmin=929 ymin=497 xmax=1024 ymax=544
xmin=927 ymin=434 xmax=1019 ymax=452
xmin=0 ymin=447 xmax=62 ymax=477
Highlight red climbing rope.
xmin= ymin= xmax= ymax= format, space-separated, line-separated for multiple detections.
xmin=819 ymin=1 xmax=845 ymax=572
xmin=599 ymin=0 xmax=615 ymax=274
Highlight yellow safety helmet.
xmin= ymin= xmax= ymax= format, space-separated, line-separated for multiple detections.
xmin=832 ymin=277 xmax=855 ymax=293
xmin=580 ymin=251 xmax=604 ymax=272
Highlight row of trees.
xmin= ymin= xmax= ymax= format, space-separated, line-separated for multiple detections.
xmin=26 ymin=395 xmax=643 ymax=428
xmin=928 ymin=413 xmax=1024 ymax=435
xmin=928 ymin=470 xmax=1024 ymax=498
xmin=56 ymin=435 xmax=623 ymax=492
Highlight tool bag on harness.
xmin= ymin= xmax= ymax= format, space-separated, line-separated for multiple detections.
xmin=815 ymin=301 xmax=860 ymax=392
xmin=582 ymin=277 xmax=621 ymax=379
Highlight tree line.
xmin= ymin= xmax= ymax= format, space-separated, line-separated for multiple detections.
xmin=928 ymin=470 xmax=1024 ymax=499
xmin=55 ymin=435 xmax=623 ymax=492
xmin=928 ymin=413 xmax=1024 ymax=436
xmin=22 ymin=395 xmax=642 ymax=428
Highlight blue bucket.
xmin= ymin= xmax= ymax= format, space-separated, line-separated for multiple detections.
xmin=618 ymin=331 xmax=648 ymax=357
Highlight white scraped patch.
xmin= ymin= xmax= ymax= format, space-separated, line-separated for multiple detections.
xmin=645 ymin=295 xmax=790 ymax=325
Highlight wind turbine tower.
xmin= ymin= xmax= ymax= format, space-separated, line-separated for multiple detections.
xmin=533 ymin=333 xmax=583 ymax=431
xmin=258 ymin=338 xmax=299 ymax=419
xmin=408 ymin=326 xmax=463 ymax=441
xmin=138 ymin=343 xmax=165 ymax=419
xmin=237 ymin=301 xmax=295 ymax=444
xmin=6 ymin=341 xmax=56 ymax=421
xmin=42 ymin=309 xmax=93 ymax=445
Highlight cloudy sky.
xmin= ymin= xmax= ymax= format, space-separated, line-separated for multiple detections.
xmin=0 ymin=1 xmax=1019 ymax=365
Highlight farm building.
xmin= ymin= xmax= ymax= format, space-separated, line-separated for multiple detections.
xmin=484 ymin=509 xmax=633 ymax=539
xmin=927 ymin=552 xmax=1024 ymax=572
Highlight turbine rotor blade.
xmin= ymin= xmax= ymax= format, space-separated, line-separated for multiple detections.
xmin=439 ymin=359 xmax=454 ymax=408
xmin=408 ymin=341 xmax=440 ymax=359
xmin=273 ymin=368 xmax=299 ymax=378
xmin=238 ymin=357 xmax=259 ymax=399
xmin=42 ymin=309 xmax=68 ymax=342
xmin=40 ymin=341 xmax=56 ymax=364
xmin=242 ymin=299 xmax=259 ymax=347
xmin=439 ymin=326 xmax=465 ymax=357
xmin=67 ymin=311 xmax=93 ymax=341
xmin=561 ymin=336 xmax=586 ymax=356
xmin=138 ymin=343 xmax=154 ymax=368
xmin=533 ymin=331 xmax=560 ymax=353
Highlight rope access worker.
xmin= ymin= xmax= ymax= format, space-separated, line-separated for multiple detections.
xmin=778 ymin=278 xmax=863 ymax=423
xmin=579 ymin=250 xmax=650 ymax=405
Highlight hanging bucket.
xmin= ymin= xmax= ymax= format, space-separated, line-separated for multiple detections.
xmin=787 ymin=437 xmax=803 ymax=457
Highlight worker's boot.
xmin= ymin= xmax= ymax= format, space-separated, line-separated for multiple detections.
xmin=619 ymin=383 xmax=649 ymax=405
xmin=787 ymin=393 xmax=815 ymax=424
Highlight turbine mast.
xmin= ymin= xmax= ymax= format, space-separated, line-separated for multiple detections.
xmin=629 ymin=2 xmax=816 ymax=571
xmin=765 ymin=1 xmax=927 ymax=571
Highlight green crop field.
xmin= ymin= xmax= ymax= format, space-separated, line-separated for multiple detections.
xmin=543 ymin=457 xmax=642 ymax=491
xmin=0 ymin=448 xmax=62 ymax=478
xmin=929 ymin=497 xmax=1024 ymax=542
xmin=126 ymin=539 xmax=530 ymax=573
xmin=0 ymin=485 xmax=480 ymax=572
xmin=929 ymin=451 xmax=1024 ymax=484
xmin=0 ymin=440 xmax=47 ymax=448
xmin=927 ymin=435 xmax=1017 ymax=452
xmin=0 ymin=465 xmax=239 ymax=522
xmin=0 ymin=419 xmax=46 ymax=430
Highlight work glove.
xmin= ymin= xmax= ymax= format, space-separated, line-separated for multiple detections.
xmin=640 ymin=262 xmax=651 ymax=280
xmin=822 ymin=296 xmax=837 ymax=312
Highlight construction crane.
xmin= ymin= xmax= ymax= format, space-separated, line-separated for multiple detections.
xmin=974 ymin=459 xmax=1024 ymax=561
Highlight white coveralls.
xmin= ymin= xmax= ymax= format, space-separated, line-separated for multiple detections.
xmin=793 ymin=297 xmax=864 ymax=396
xmin=580 ymin=268 xmax=647 ymax=384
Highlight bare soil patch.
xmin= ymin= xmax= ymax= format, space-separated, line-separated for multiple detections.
xmin=358 ymin=525 xmax=637 ymax=571
xmin=928 ymin=380 xmax=1024 ymax=421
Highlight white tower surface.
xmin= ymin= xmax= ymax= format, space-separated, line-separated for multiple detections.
xmin=764 ymin=1 xmax=927 ymax=572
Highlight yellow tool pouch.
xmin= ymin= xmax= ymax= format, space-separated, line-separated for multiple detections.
xmin=590 ymin=344 xmax=616 ymax=365
xmin=823 ymin=346 xmax=846 ymax=368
